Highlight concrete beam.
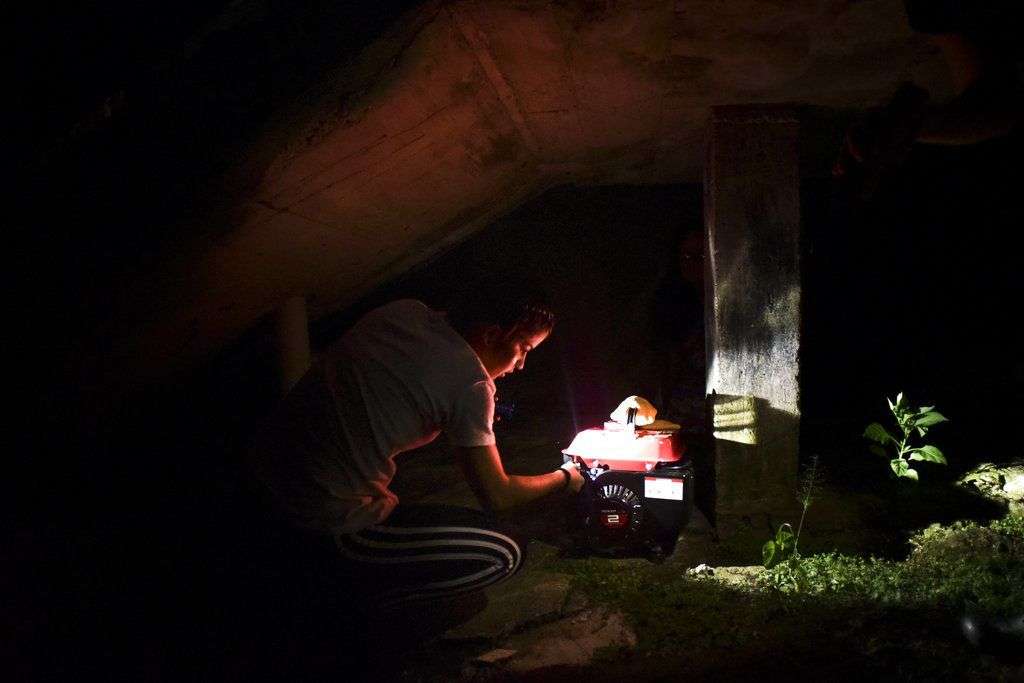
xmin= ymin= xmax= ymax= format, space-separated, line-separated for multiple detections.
xmin=449 ymin=5 xmax=539 ymax=156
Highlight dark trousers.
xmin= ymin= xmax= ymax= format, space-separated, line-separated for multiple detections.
xmin=234 ymin=492 xmax=524 ymax=614
xmin=335 ymin=504 xmax=525 ymax=606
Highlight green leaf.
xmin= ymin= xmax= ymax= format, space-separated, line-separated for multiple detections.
xmin=864 ymin=423 xmax=896 ymax=445
xmin=896 ymin=392 xmax=904 ymax=407
xmin=908 ymin=445 xmax=947 ymax=465
xmin=913 ymin=411 xmax=948 ymax=428
xmin=917 ymin=405 xmax=935 ymax=414
xmin=869 ymin=444 xmax=888 ymax=458
xmin=763 ymin=540 xmax=777 ymax=568
xmin=904 ymin=467 xmax=919 ymax=481
xmin=891 ymin=458 xmax=908 ymax=477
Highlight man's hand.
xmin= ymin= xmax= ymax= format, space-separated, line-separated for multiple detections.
xmin=560 ymin=461 xmax=585 ymax=493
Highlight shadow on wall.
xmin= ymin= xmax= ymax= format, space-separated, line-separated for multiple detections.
xmin=707 ymin=393 xmax=801 ymax=532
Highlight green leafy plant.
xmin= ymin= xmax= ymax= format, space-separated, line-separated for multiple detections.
xmin=763 ymin=456 xmax=822 ymax=568
xmin=864 ymin=392 xmax=948 ymax=481
xmin=762 ymin=523 xmax=795 ymax=569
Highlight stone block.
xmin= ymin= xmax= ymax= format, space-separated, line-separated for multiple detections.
xmin=444 ymin=570 xmax=573 ymax=640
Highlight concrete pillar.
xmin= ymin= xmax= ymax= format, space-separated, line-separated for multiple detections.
xmin=703 ymin=105 xmax=801 ymax=532
xmin=274 ymin=296 xmax=311 ymax=397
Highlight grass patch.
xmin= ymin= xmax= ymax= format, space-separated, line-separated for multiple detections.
xmin=759 ymin=513 xmax=1024 ymax=615
xmin=555 ymin=512 xmax=1024 ymax=679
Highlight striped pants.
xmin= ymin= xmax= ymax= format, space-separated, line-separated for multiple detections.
xmin=335 ymin=505 xmax=524 ymax=605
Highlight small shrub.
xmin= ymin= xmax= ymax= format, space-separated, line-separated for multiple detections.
xmin=864 ymin=392 xmax=948 ymax=481
xmin=763 ymin=456 xmax=821 ymax=568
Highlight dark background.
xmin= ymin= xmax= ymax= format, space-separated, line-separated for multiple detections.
xmin=12 ymin=1 xmax=1023 ymax=679
xmin=20 ymin=160 xmax=1022 ymax=676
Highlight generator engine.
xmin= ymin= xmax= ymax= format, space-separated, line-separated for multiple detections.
xmin=563 ymin=417 xmax=694 ymax=558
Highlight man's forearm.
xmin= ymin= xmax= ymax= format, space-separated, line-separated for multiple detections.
xmin=499 ymin=471 xmax=568 ymax=509
xmin=456 ymin=443 xmax=577 ymax=512
xmin=479 ymin=470 xmax=568 ymax=512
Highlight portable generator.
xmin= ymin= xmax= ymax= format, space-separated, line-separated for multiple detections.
xmin=563 ymin=411 xmax=694 ymax=558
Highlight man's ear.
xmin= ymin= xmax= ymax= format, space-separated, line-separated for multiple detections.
xmin=481 ymin=324 xmax=503 ymax=347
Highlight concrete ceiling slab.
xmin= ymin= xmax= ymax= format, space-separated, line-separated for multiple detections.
xmin=88 ymin=0 xmax=951 ymax=389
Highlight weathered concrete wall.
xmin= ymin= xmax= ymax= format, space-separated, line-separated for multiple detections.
xmin=704 ymin=105 xmax=801 ymax=529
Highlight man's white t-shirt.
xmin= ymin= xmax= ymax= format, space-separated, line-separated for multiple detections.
xmin=253 ymin=300 xmax=496 ymax=534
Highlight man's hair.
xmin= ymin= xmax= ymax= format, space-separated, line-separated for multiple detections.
xmin=446 ymin=277 xmax=555 ymax=340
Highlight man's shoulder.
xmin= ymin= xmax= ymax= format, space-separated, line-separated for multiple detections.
xmin=373 ymin=298 xmax=431 ymax=319
xmin=355 ymin=299 xmax=439 ymax=334
xmin=366 ymin=300 xmax=475 ymax=365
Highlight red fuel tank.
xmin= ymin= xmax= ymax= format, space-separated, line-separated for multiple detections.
xmin=561 ymin=424 xmax=686 ymax=472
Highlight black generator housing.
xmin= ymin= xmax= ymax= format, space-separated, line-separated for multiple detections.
xmin=564 ymin=435 xmax=694 ymax=559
